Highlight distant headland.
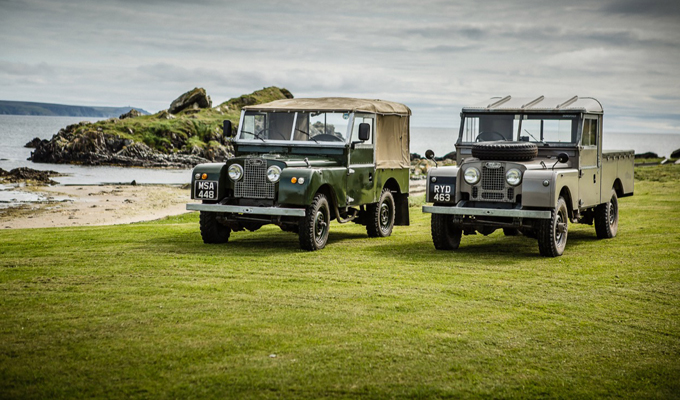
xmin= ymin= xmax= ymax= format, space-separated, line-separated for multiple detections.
xmin=0 ymin=100 xmax=149 ymax=118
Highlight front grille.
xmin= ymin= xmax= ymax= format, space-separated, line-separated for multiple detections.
xmin=478 ymin=164 xmax=513 ymax=203
xmin=507 ymin=187 xmax=514 ymax=200
xmin=482 ymin=166 xmax=505 ymax=190
xmin=234 ymin=158 xmax=275 ymax=199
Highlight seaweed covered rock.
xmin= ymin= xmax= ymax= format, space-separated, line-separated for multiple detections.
xmin=0 ymin=167 xmax=60 ymax=184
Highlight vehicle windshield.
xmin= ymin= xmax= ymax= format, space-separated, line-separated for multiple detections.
xmin=239 ymin=111 xmax=351 ymax=143
xmin=460 ymin=113 xmax=580 ymax=145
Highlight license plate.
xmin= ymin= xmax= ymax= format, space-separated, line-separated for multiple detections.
xmin=194 ymin=180 xmax=218 ymax=200
xmin=431 ymin=184 xmax=454 ymax=202
xmin=429 ymin=177 xmax=456 ymax=203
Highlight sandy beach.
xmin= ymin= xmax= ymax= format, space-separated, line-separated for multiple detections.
xmin=0 ymin=184 xmax=190 ymax=229
xmin=0 ymin=180 xmax=427 ymax=230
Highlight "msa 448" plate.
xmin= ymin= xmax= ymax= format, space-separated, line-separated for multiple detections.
xmin=194 ymin=180 xmax=218 ymax=200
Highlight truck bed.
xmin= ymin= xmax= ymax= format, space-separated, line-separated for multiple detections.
xmin=602 ymin=150 xmax=634 ymax=197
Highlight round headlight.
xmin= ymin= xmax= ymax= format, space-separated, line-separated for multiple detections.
xmin=228 ymin=164 xmax=243 ymax=181
xmin=506 ymin=168 xmax=522 ymax=186
xmin=464 ymin=167 xmax=480 ymax=185
xmin=267 ymin=165 xmax=282 ymax=183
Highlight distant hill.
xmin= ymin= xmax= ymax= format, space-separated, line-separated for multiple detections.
xmin=0 ymin=100 xmax=149 ymax=118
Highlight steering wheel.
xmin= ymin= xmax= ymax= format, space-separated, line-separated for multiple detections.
xmin=475 ymin=131 xmax=506 ymax=142
xmin=312 ymin=134 xmax=344 ymax=142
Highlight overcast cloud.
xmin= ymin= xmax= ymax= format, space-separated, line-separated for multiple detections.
xmin=1 ymin=0 xmax=679 ymax=130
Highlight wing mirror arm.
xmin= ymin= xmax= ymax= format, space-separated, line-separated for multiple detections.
xmin=426 ymin=149 xmax=438 ymax=168
xmin=552 ymin=152 xmax=569 ymax=169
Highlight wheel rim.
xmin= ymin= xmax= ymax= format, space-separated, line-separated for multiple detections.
xmin=555 ymin=207 xmax=568 ymax=247
xmin=314 ymin=209 xmax=328 ymax=244
xmin=609 ymin=197 xmax=618 ymax=226
xmin=379 ymin=201 xmax=392 ymax=232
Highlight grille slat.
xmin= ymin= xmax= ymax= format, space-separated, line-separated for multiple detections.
xmin=235 ymin=158 xmax=275 ymax=199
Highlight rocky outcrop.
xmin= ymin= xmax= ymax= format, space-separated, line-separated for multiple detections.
xmin=25 ymin=137 xmax=45 ymax=148
xmin=0 ymin=167 xmax=60 ymax=184
xmin=30 ymin=125 xmax=217 ymax=168
xmin=671 ymin=149 xmax=680 ymax=159
xmin=635 ymin=152 xmax=659 ymax=159
xmin=28 ymin=87 xmax=293 ymax=169
xmin=169 ymin=88 xmax=212 ymax=114
xmin=119 ymin=109 xmax=142 ymax=119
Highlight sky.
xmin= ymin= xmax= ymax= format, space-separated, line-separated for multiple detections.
xmin=1 ymin=0 xmax=679 ymax=131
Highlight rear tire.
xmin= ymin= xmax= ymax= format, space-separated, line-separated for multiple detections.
xmin=367 ymin=188 xmax=395 ymax=238
xmin=199 ymin=212 xmax=230 ymax=244
xmin=431 ymin=214 xmax=462 ymax=250
xmin=595 ymin=189 xmax=619 ymax=239
xmin=299 ymin=193 xmax=331 ymax=251
xmin=537 ymin=197 xmax=568 ymax=257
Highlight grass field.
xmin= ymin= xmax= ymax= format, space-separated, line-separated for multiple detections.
xmin=1 ymin=166 xmax=679 ymax=398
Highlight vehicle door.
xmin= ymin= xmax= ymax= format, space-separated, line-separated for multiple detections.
xmin=347 ymin=114 xmax=376 ymax=205
xmin=578 ymin=115 xmax=601 ymax=207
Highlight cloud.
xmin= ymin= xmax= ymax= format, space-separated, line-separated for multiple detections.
xmin=0 ymin=0 xmax=678 ymax=131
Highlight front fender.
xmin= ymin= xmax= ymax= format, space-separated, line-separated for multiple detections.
xmin=190 ymin=163 xmax=229 ymax=200
xmin=278 ymin=168 xmax=323 ymax=206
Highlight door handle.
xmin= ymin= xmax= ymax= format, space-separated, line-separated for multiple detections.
xmin=369 ymin=173 xmax=373 ymax=182
xmin=593 ymin=174 xmax=596 ymax=183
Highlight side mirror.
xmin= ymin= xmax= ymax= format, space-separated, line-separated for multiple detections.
xmin=557 ymin=153 xmax=569 ymax=163
xmin=223 ymin=120 xmax=234 ymax=137
xmin=358 ymin=123 xmax=370 ymax=141
xmin=425 ymin=149 xmax=435 ymax=160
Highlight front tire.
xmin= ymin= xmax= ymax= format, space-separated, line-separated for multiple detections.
xmin=537 ymin=197 xmax=569 ymax=257
xmin=367 ymin=188 xmax=395 ymax=237
xmin=199 ymin=212 xmax=230 ymax=244
xmin=595 ymin=189 xmax=619 ymax=239
xmin=299 ymin=193 xmax=331 ymax=251
xmin=431 ymin=214 xmax=462 ymax=250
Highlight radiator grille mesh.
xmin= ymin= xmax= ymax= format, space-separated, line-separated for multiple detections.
xmin=482 ymin=166 xmax=505 ymax=190
xmin=234 ymin=158 xmax=275 ymax=199
xmin=477 ymin=164 xmax=514 ymax=203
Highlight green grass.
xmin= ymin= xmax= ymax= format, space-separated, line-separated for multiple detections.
xmin=1 ymin=166 xmax=679 ymax=398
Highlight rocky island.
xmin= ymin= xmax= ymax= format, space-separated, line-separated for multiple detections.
xmin=28 ymin=87 xmax=293 ymax=168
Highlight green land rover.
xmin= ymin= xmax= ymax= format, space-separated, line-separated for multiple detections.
xmin=186 ymin=98 xmax=411 ymax=251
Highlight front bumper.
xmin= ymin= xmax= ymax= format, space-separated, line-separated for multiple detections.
xmin=422 ymin=205 xmax=551 ymax=219
xmin=186 ymin=203 xmax=306 ymax=217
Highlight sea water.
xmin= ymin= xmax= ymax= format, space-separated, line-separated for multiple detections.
xmin=1 ymin=116 xmax=679 ymax=185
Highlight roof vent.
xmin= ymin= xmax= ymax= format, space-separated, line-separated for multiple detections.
xmin=487 ymin=96 xmax=511 ymax=109
xmin=556 ymin=96 xmax=579 ymax=109
xmin=521 ymin=96 xmax=545 ymax=109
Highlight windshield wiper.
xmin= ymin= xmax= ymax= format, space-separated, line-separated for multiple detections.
xmin=295 ymin=128 xmax=319 ymax=143
xmin=240 ymin=129 xmax=265 ymax=142
xmin=524 ymin=129 xmax=547 ymax=146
